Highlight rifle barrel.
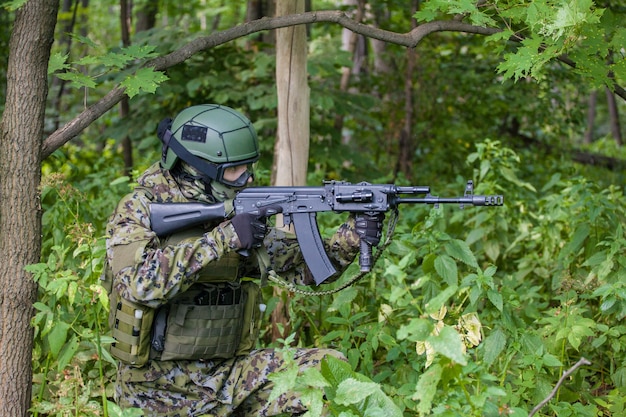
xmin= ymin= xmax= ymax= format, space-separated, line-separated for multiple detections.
xmin=397 ymin=195 xmax=504 ymax=206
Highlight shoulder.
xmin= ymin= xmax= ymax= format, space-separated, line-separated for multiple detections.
xmin=135 ymin=162 xmax=187 ymax=203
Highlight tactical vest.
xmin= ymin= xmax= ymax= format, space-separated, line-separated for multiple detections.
xmin=105 ymin=198 xmax=263 ymax=367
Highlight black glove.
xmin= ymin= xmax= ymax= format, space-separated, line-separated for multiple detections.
xmin=229 ymin=207 xmax=281 ymax=250
xmin=355 ymin=212 xmax=385 ymax=246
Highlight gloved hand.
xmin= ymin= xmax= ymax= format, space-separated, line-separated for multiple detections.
xmin=355 ymin=212 xmax=385 ymax=246
xmin=229 ymin=207 xmax=280 ymax=250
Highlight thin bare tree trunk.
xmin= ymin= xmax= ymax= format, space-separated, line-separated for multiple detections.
xmin=334 ymin=0 xmax=365 ymax=141
xmin=51 ymin=0 xmax=75 ymax=131
xmin=119 ymin=0 xmax=133 ymax=174
xmin=605 ymin=86 xmax=622 ymax=146
xmin=395 ymin=0 xmax=419 ymax=180
xmin=270 ymin=0 xmax=309 ymax=342
xmin=584 ymin=90 xmax=597 ymax=145
xmin=0 ymin=1 xmax=58 ymax=415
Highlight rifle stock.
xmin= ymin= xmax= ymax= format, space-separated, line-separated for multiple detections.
xmin=150 ymin=201 xmax=226 ymax=237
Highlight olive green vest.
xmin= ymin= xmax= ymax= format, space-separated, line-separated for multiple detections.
xmin=106 ymin=205 xmax=263 ymax=367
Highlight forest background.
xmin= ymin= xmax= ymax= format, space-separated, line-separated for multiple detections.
xmin=1 ymin=0 xmax=625 ymax=416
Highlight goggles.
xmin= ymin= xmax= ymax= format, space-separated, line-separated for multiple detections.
xmin=214 ymin=160 xmax=256 ymax=188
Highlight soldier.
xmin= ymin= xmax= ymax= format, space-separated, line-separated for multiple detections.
xmin=105 ymin=104 xmax=384 ymax=416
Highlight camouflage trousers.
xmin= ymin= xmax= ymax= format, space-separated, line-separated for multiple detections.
xmin=114 ymin=348 xmax=344 ymax=416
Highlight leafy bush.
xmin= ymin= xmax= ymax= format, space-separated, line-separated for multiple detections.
xmin=31 ymin=145 xmax=130 ymax=416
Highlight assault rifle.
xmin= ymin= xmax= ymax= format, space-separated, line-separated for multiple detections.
xmin=150 ymin=180 xmax=503 ymax=285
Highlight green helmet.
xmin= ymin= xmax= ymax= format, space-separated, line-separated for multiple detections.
xmin=159 ymin=104 xmax=260 ymax=186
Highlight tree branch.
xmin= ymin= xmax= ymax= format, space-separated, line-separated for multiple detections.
xmin=528 ymin=357 xmax=591 ymax=417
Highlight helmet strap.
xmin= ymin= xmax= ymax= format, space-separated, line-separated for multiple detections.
xmin=161 ymin=129 xmax=220 ymax=182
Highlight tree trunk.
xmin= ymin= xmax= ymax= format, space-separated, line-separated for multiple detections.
xmin=605 ymin=86 xmax=622 ymax=146
xmin=334 ymin=0 xmax=365 ymax=142
xmin=0 ymin=2 xmax=58 ymax=416
xmin=395 ymin=0 xmax=419 ymax=180
xmin=273 ymin=0 xmax=309 ymax=187
xmin=120 ymin=0 xmax=133 ymax=174
xmin=584 ymin=90 xmax=597 ymax=145
xmin=270 ymin=0 xmax=309 ymax=342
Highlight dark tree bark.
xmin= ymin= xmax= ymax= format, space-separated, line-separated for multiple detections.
xmin=0 ymin=2 xmax=59 ymax=415
xmin=119 ymin=0 xmax=133 ymax=174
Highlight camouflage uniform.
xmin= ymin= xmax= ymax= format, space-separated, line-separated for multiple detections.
xmin=106 ymin=162 xmax=360 ymax=416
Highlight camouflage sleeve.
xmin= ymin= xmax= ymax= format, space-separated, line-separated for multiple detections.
xmin=260 ymin=215 xmax=360 ymax=286
xmin=106 ymin=190 xmax=240 ymax=308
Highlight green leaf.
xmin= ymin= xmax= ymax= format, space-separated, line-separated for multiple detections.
xmin=397 ymin=318 xmax=434 ymax=341
xmin=425 ymin=285 xmax=458 ymax=315
xmin=568 ymin=319 xmax=596 ymax=350
xmin=301 ymin=367 xmax=330 ymax=389
xmin=55 ymin=71 xmax=97 ymax=89
xmin=427 ymin=325 xmax=467 ymax=365
xmin=56 ymin=334 xmax=80 ymax=371
xmin=268 ymin=362 xmax=298 ymax=403
xmin=543 ymin=353 xmax=564 ymax=367
xmin=541 ymin=0 xmax=603 ymax=40
xmin=413 ymin=363 xmax=443 ymax=414
xmin=33 ymin=301 xmax=52 ymax=313
xmin=70 ymin=33 xmax=99 ymax=48
xmin=335 ymin=378 xmax=403 ymax=417
xmin=559 ymin=223 xmax=590 ymax=261
xmin=434 ymin=254 xmax=458 ymax=286
xmin=122 ymin=44 xmax=158 ymax=60
xmin=334 ymin=378 xmax=379 ymax=406
xmin=2 ymin=0 xmax=28 ymax=11
xmin=47 ymin=321 xmax=71 ymax=358
xmin=414 ymin=8 xmax=438 ymax=22
xmin=100 ymin=51 xmax=134 ymax=69
xmin=499 ymin=166 xmax=538 ymax=192
xmin=329 ymin=286 xmax=358 ymax=312
xmin=121 ymin=67 xmax=169 ymax=98
xmin=497 ymin=37 xmax=546 ymax=82
xmin=48 ymin=52 xmax=70 ymax=74
xmin=483 ymin=328 xmax=507 ymax=367
xmin=300 ymin=388 xmax=325 ymax=417
xmin=487 ymin=289 xmax=503 ymax=311
xmin=444 ymin=239 xmax=478 ymax=268
xmin=321 ymin=355 xmax=354 ymax=388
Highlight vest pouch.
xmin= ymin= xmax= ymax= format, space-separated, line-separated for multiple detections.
xmin=235 ymin=280 xmax=263 ymax=356
xmin=157 ymin=282 xmax=246 ymax=361
xmin=109 ymin=295 xmax=155 ymax=368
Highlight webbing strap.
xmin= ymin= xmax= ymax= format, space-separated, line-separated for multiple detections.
xmin=162 ymin=130 xmax=219 ymax=181
xmin=110 ymin=346 xmax=134 ymax=363
xmin=112 ymin=330 xmax=139 ymax=346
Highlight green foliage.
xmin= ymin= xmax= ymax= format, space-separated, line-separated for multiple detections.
xmin=416 ymin=0 xmax=624 ymax=89
xmin=48 ymin=40 xmax=167 ymax=96
xmin=268 ymin=335 xmax=403 ymax=417
xmin=31 ymin=145 xmax=131 ymax=416
xmin=278 ymin=139 xmax=626 ymax=416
